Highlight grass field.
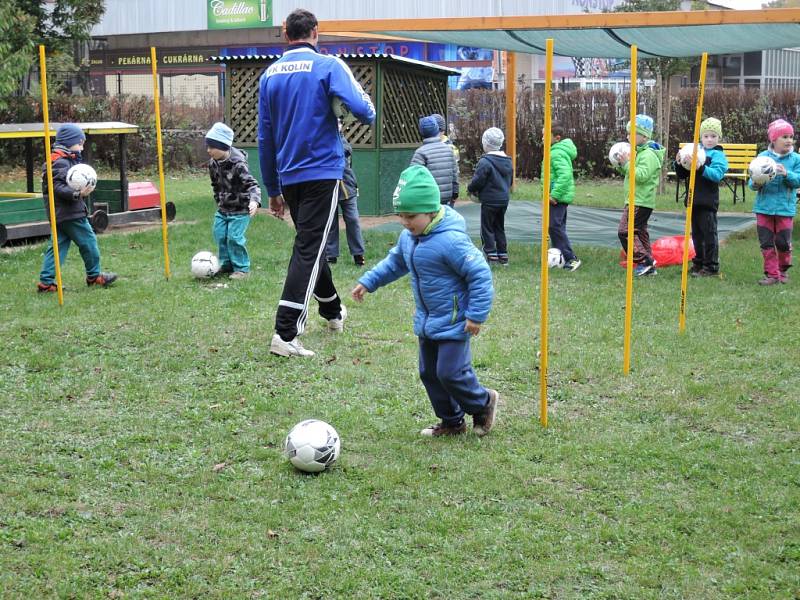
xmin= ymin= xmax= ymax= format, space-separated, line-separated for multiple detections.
xmin=1 ymin=172 xmax=798 ymax=598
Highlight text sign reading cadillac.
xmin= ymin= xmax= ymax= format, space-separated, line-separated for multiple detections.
xmin=208 ymin=0 xmax=271 ymax=29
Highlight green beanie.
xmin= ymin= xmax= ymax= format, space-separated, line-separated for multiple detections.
xmin=700 ymin=117 xmax=722 ymax=139
xmin=392 ymin=165 xmax=441 ymax=213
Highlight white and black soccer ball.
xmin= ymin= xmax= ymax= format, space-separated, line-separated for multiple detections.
xmin=677 ymin=144 xmax=707 ymax=171
xmin=284 ymin=419 xmax=341 ymax=473
xmin=547 ymin=248 xmax=564 ymax=269
xmin=749 ymin=156 xmax=778 ymax=186
xmin=608 ymin=142 xmax=630 ymax=167
xmin=190 ymin=251 xmax=220 ymax=278
xmin=66 ymin=164 xmax=97 ymax=193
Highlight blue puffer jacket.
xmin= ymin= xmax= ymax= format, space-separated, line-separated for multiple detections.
xmin=358 ymin=206 xmax=493 ymax=340
xmin=749 ymin=148 xmax=800 ymax=217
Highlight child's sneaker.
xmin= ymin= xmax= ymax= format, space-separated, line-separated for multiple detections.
xmin=353 ymin=255 xmax=365 ymax=266
xmin=758 ymin=276 xmax=781 ymax=286
xmin=229 ymin=271 xmax=249 ymax=280
xmin=86 ymin=272 xmax=117 ymax=287
xmin=36 ymin=282 xmax=57 ymax=293
xmin=327 ymin=304 xmax=347 ymax=333
xmin=633 ymin=263 xmax=656 ymax=277
xmin=420 ymin=420 xmax=467 ymax=437
xmin=563 ymin=258 xmax=581 ymax=272
xmin=498 ymin=255 xmax=509 ymax=266
xmin=270 ymin=334 xmax=315 ymax=357
xmin=473 ymin=389 xmax=499 ymax=436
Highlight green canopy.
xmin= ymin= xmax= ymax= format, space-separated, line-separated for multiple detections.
xmin=323 ymin=9 xmax=800 ymax=58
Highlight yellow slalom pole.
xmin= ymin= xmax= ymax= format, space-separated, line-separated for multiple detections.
xmin=39 ymin=45 xmax=64 ymax=306
xmin=679 ymin=52 xmax=709 ymax=333
xmin=623 ymin=46 xmax=638 ymax=375
xmin=539 ymin=38 xmax=554 ymax=428
xmin=150 ymin=47 xmax=171 ymax=280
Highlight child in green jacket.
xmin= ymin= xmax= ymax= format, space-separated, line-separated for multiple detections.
xmin=547 ymin=122 xmax=580 ymax=271
xmin=616 ymin=114 xmax=666 ymax=276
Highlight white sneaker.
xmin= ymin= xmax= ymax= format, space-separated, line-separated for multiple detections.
xmin=327 ymin=304 xmax=347 ymax=333
xmin=270 ymin=334 xmax=315 ymax=357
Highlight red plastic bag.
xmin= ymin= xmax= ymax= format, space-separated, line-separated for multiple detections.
xmin=619 ymin=235 xmax=695 ymax=267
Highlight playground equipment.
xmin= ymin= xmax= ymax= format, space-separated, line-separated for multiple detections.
xmin=0 ymin=121 xmax=175 ymax=245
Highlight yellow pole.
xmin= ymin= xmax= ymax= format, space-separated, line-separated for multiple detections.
xmin=150 ymin=47 xmax=171 ymax=280
xmin=39 ymin=45 xmax=64 ymax=306
xmin=679 ymin=52 xmax=709 ymax=333
xmin=505 ymin=51 xmax=517 ymax=189
xmin=539 ymin=39 xmax=554 ymax=428
xmin=623 ymin=46 xmax=638 ymax=375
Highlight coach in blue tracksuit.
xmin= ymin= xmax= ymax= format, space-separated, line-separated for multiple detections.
xmin=258 ymin=8 xmax=375 ymax=358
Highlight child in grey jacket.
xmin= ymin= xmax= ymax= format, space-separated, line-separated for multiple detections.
xmin=206 ymin=122 xmax=261 ymax=279
xmin=410 ymin=116 xmax=459 ymax=206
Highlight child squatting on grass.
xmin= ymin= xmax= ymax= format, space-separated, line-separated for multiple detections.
xmin=615 ymin=114 xmax=666 ymax=277
xmin=351 ymin=165 xmax=499 ymax=437
xmin=467 ymin=127 xmax=513 ymax=265
xmin=37 ymin=123 xmax=117 ymax=293
xmin=749 ymin=118 xmax=800 ymax=286
xmin=205 ymin=122 xmax=261 ymax=280
xmin=674 ymin=117 xmax=728 ymax=277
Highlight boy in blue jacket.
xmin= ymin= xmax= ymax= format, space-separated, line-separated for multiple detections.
xmin=352 ymin=165 xmax=498 ymax=437
xmin=749 ymin=119 xmax=800 ymax=285
xmin=674 ymin=117 xmax=728 ymax=276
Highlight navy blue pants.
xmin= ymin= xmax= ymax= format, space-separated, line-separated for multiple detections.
xmin=418 ymin=337 xmax=490 ymax=426
xmin=548 ymin=202 xmax=577 ymax=262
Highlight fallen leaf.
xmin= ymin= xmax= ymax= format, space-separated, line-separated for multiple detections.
xmin=212 ymin=462 xmax=227 ymax=472
xmin=267 ymin=529 xmax=279 ymax=538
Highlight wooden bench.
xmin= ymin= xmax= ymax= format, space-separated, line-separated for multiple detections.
xmin=667 ymin=142 xmax=757 ymax=205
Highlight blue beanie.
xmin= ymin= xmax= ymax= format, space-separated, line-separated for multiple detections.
xmin=55 ymin=124 xmax=85 ymax=148
xmin=431 ymin=113 xmax=446 ymax=133
xmin=626 ymin=114 xmax=654 ymax=139
xmin=419 ymin=116 xmax=439 ymax=139
xmin=205 ymin=122 xmax=234 ymax=150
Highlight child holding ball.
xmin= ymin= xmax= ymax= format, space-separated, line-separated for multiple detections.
xmin=749 ymin=119 xmax=800 ymax=285
xmin=36 ymin=123 xmax=117 ymax=293
xmin=352 ymin=165 xmax=498 ymax=437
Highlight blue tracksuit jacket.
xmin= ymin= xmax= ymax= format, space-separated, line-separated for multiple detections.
xmin=257 ymin=44 xmax=375 ymax=197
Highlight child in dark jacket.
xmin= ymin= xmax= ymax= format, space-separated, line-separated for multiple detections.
xmin=467 ymin=127 xmax=513 ymax=265
xmin=674 ymin=117 xmax=728 ymax=276
xmin=326 ymin=121 xmax=366 ymax=266
xmin=37 ymin=123 xmax=117 ymax=293
xmin=206 ymin=122 xmax=261 ymax=279
xmin=411 ymin=116 xmax=459 ymax=206
xmin=547 ymin=122 xmax=581 ymax=271
xmin=352 ymin=165 xmax=498 ymax=438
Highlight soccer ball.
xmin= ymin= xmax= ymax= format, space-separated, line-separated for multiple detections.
xmin=547 ymin=248 xmax=564 ymax=269
xmin=190 ymin=251 xmax=220 ymax=278
xmin=677 ymin=144 xmax=707 ymax=170
xmin=749 ymin=156 xmax=778 ymax=186
xmin=284 ymin=419 xmax=341 ymax=473
xmin=66 ymin=164 xmax=97 ymax=193
xmin=608 ymin=142 xmax=631 ymax=167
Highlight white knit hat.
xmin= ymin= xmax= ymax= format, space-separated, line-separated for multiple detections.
xmin=482 ymin=127 xmax=504 ymax=152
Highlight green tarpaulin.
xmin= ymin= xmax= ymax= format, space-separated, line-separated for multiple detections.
xmin=370 ymin=202 xmax=755 ymax=247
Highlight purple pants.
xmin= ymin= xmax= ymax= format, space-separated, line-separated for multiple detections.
xmin=756 ymin=214 xmax=793 ymax=281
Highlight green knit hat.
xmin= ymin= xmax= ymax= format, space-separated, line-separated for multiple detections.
xmin=392 ymin=165 xmax=441 ymax=213
xmin=700 ymin=117 xmax=722 ymax=139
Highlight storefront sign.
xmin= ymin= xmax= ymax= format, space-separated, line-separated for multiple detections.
xmin=208 ymin=0 xmax=271 ymax=30
xmin=101 ymin=49 xmax=217 ymax=69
